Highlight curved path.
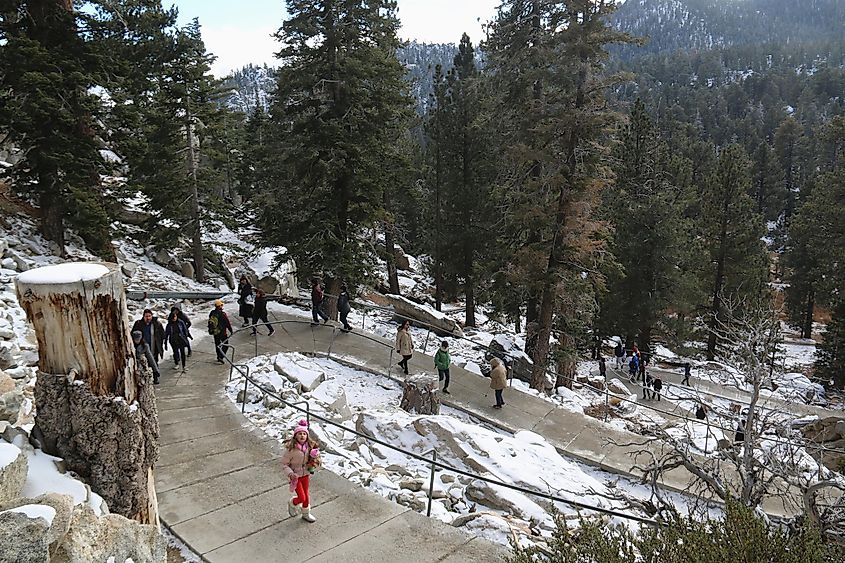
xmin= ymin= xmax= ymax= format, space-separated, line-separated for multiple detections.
xmin=154 ymin=304 xmax=821 ymax=561
xmin=153 ymin=313 xmax=505 ymax=563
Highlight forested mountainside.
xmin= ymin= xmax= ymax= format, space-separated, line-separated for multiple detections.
xmin=612 ymin=0 xmax=845 ymax=58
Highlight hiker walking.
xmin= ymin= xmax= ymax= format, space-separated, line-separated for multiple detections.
xmin=638 ymin=351 xmax=648 ymax=381
xmin=170 ymin=305 xmax=193 ymax=356
xmin=164 ymin=309 xmax=191 ymax=371
xmin=614 ymin=341 xmax=624 ymax=370
xmin=642 ymin=370 xmax=653 ymax=400
xmin=208 ymin=299 xmax=233 ymax=364
xmin=132 ymin=330 xmax=161 ymax=385
xmin=132 ymin=309 xmax=165 ymax=367
xmin=251 ymin=288 xmax=275 ymax=336
xmin=395 ymin=319 xmax=414 ymax=375
xmin=695 ymin=403 xmax=708 ymax=420
xmin=489 ymin=357 xmax=507 ymax=409
xmin=310 ymin=278 xmax=329 ymax=325
xmin=628 ymin=353 xmax=639 ymax=382
xmin=283 ymin=419 xmax=321 ymax=523
xmin=337 ymin=285 xmax=352 ymax=332
xmin=598 ymin=356 xmax=607 ymax=380
xmin=237 ymin=275 xmax=254 ymax=327
xmin=652 ymin=375 xmax=663 ymax=401
xmin=682 ymin=362 xmax=692 ymax=386
xmin=434 ymin=341 xmax=451 ymax=394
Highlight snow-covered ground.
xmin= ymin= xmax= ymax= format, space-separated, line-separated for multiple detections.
xmin=225 ymin=351 xmax=714 ymax=550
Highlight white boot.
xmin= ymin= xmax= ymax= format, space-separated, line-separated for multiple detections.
xmin=301 ymin=506 xmax=316 ymax=523
xmin=288 ymin=498 xmax=300 ymax=517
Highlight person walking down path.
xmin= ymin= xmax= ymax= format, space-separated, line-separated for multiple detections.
xmin=251 ymin=289 xmax=276 ymax=336
xmin=170 ymin=305 xmax=193 ymax=356
xmin=310 ymin=278 xmax=330 ymax=326
xmin=164 ymin=310 xmax=191 ymax=371
xmin=628 ymin=354 xmax=639 ymax=382
xmin=208 ymin=300 xmax=233 ymax=364
xmin=652 ymin=376 xmax=663 ymax=401
xmin=642 ymin=371 xmax=653 ymax=400
xmin=132 ymin=330 xmax=161 ymax=384
xmin=337 ymin=285 xmax=352 ymax=332
xmin=132 ymin=309 xmax=165 ymax=368
xmin=282 ymin=419 xmax=321 ymax=524
xmin=489 ymin=357 xmax=507 ymax=409
xmin=434 ymin=341 xmax=451 ymax=394
xmin=395 ymin=320 xmax=414 ymax=375
xmin=682 ymin=362 xmax=692 ymax=386
xmin=614 ymin=342 xmax=624 ymax=371
xmin=237 ymin=275 xmax=254 ymax=327
xmin=598 ymin=356 xmax=607 ymax=380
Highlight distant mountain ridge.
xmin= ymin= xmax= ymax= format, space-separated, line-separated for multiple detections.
xmin=613 ymin=0 xmax=845 ymax=58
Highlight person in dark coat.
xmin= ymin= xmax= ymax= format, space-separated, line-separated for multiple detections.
xmin=251 ymin=288 xmax=276 ymax=336
xmin=132 ymin=330 xmax=160 ymax=384
xmin=208 ymin=300 xmax=233 ymax=363
xmin=310 ymin=278 xmax=329 ymax=325
xmin=337 ymin=285 xmax=352 ymax=332
xmin=613 ymin=342 xmax=624 ymax=370
xmin=237 ymin=275 xmax=254 ymax=327
xmin=598 ymin=356 xmax=606 ymax=379
xmin=652 ymin=375 xmax=663 ymax=401
xmin=695 ymin=403 xmax=707 ymax=420
xmin=170 ymin=305 xmax=192 ymax=356
xmin=642 ymin=370 xmax=653 ymax=400
xmin=164 ymin=309 xmax=191 ymax=371
xmin=132 ymin=309 xmax=165 ymax=365
xmin=682 ymin=362 xmax=692 ymax=386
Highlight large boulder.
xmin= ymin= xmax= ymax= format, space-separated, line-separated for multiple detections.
xmin=0 ymin=509 xmax=51 ymax=563
xmin=274 ymin=353 xmax=325 ymax=392
xmin=240 ymin=249 xmax=299 ymax=298
xmin=486 ymin=335 xmax=533 ymax=384
xmin=0 ymin=442 xmax=27 ymax=504
xmin=0 ymin=389 xmax=22 ymax=423
xmin=1 ymin=493 xmax=75 ymax=548
xmin=394 ymin=246 xmax=411 ymax=271
xmin=0 ymin=341 xmax=18 ymax=370
xmin=802 ymin=417 xmax=845 ymax=443
xmin=384 ymin=294 xmax=464 ymax=338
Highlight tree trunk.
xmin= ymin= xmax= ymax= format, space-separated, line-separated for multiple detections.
xmin=39 ymin=189 xmax=66 ymax=256
xmin=707 ymin=185 xmax=732 ymax=361
xmin=530 ymin=279 xmax=556 ymax=390
xmin=803 ymin=287 xmax=815 ymax=339
xmin=324 ymin=276 xmax=341 ymax=320
xmin=186 ymin=104 xmax=205 ymax=283
xmin=15 ymin=262 xmax=159 ymax=524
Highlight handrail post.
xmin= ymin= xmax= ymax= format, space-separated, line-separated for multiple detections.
xmin=426 ymin=449 xmax=437 ymax=517
xmin=241 ymin=374 xmax=249 ymax=413
xmin=254 ymin=324 xmax=259 ymax=358
xmin=362 ymin=308 xmax=367 ymax=329
xmin=423 ymin=329 xmax=431 ymax=355
xmin=227 ymin=344 xmax=236 ymax=382
xmin=604 ymin=370 xmax=609 ymax=423
xmin=388 ymin=348 xmax=394 ymax=377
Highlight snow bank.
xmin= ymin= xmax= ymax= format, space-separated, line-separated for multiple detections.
xmin=17 ymin=263 xmax=109 ymax=284
xmin=1 ymin=503 xmax=56 ymax=525
xmin=0 ymin=442 xmax=20 ymax=469
xmin=21 ymin=447 xmax=105 ymax=515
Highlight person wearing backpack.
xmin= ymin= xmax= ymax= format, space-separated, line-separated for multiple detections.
xmin=628 ymin=354 xmax=639 ymax=382
xmin=434 ymin=341 xmax=451 ymax=394
xmin=208 ymin=300 xmax=233 ymax=364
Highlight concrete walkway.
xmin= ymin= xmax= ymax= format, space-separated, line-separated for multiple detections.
xmin=153 ymin=328 xmax=506 ymax=562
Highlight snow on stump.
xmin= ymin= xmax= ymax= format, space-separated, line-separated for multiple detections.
xmin=400 ymin=373 xmax=440 ymax=415
xmin=15 ymin=262 xmax=159 ymax=525
xmin=384 ymin=294 xmax=464 ymax=337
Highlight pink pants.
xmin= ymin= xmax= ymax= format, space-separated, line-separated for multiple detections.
xmin=292 ymin=475 xmax=310 ymax=508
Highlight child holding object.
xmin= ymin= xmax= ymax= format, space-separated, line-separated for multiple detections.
xmin=282 ymin=419 xmax=321 ymax=523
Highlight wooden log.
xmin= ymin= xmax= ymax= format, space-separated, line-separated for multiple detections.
xmin=16 ymin=262 xmax=159 ymax=524
xmin=399 ymin=373 xmax=441 ymax=415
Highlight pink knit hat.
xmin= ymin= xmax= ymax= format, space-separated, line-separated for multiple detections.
xmin=293 ymin=419 xmax=309 ymax=438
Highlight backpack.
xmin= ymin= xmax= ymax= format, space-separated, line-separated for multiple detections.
xmin=208 ymin=314 xmax=219 ymax=335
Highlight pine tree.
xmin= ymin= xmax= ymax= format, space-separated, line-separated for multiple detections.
xmin=0 ymin=0 xmax=111 ymax=255
xmin=259 ymin=0 xmax=413 ymax=307
xmin=599 ymin=99 xmax=690 ymax=353
xmin=701 ymin=145 xmax=768 ymax=360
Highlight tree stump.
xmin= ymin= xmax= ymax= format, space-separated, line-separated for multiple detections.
xmin=400 ymin=373 xmax=440 ymax=415
xmin=16 ymin=262 xmax=159 ymax=524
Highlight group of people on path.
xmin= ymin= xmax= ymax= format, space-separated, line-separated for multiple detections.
xmin=237 ymin=275 xmax=277 ymax=336
xmin=131 ymin=305 xmax=193 ymax=384
xmin=310 ymin=278 xmax=353 ymax=332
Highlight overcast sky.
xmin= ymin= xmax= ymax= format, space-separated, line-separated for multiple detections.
xmin=170 ymin=0 xmax=500 ymax=76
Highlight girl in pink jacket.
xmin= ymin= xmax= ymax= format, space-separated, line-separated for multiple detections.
xmin=282 ymin=419 xmax=321 ymax=523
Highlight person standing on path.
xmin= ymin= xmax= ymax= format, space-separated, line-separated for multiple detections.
xmin=614 ymin=341 xmax=624 ymax=371
xmin=237 ymin=275 xmax=254 ymax=327
xmin=682 ymin=362 xmax=692 ymax=386
xmin=282 ymin=419 xmax=321 ymax=523
xmin=598 ymin=356 xmax=607 ymax=380
xmin=489 ymin=357 xmax=507 ymax=409
xmin=132 ymin=330 xmax=160 ymax=384
xmin=164 ymin=309 xmax=191 ymax=371
xmin=310 ymin=278 xmax=330 ymax=325
xmin=395 ymin=320 xmax=414 ymax=374
xmin=652 ymin=376 xmax=663 ymax=401
xmin=170 ymin=305 xmax=193 ymax=356
xmin=251 ymin=289 xmax=275 ymax=336
xmin=337 ymin=285 xmax=352 ymax=332
xmin=208 ymin=300 xmax=233 ymax=364
xmin=628 ymin=354 xmax=639 ymax=382
xmin=642 ymin=370 xmax=653 ymax=400
xmin=434 ymin=341 xmax=451 ymax=394
xmin=132 ymin=309 xmax=165 ymax=368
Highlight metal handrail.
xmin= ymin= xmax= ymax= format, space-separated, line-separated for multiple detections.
xmin=216 ymin=320 xmax=660 ymax=525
